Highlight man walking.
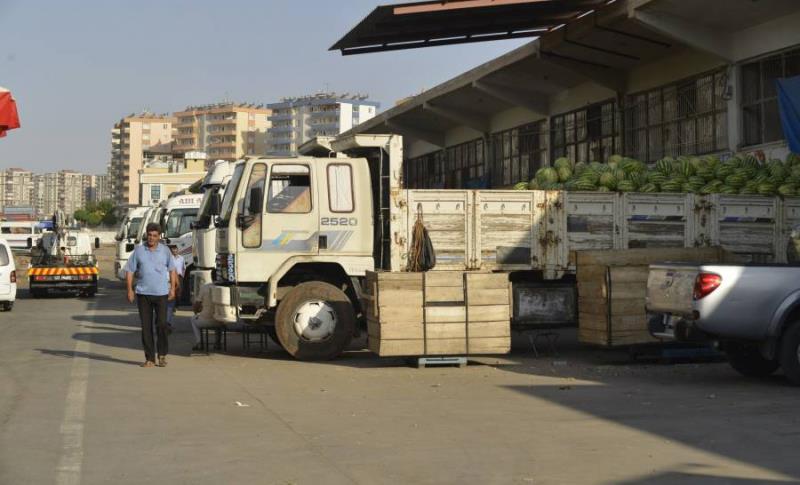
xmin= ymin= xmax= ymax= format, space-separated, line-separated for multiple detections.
xmin=126 ymin=222 xmax=177 ymax=368
xmin=166 ymin=243 xmax=185 ymax=333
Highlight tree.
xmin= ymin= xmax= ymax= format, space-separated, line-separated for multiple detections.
xmin=74 ymin=199 xmax=117 ymax=227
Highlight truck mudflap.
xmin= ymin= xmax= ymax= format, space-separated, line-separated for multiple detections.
xmin=210 ymin=285 xmax=238 ymax=323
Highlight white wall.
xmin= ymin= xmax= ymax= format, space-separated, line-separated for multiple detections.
xmin=627 ymin=48 xmax=726 ymax=93
xmin=733 ymin=9 xmax=800 ymax=62
xmin=339 ymin=103 xmax=353 ymax=133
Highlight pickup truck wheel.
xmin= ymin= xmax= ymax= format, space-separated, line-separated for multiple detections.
xmin=726 ymin=342 xmax=780 ymax=378
xmin=779 ymin=321 xmax=800 ymax=386
xmin=275 ymin=281 xmax=354 ymax=361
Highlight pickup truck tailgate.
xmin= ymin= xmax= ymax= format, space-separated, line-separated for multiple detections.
xmin=645 ymin=264 xmax=698 ymax=316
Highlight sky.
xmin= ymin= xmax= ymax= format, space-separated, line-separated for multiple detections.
xmin=0 ymin=0 xmax=527 ymax=174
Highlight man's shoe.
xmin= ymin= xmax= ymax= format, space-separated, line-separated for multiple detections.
xmin=140 ymin=361 xmax=155 ymax=368
xmin=157 ymin=356 xmax=167 ymax=367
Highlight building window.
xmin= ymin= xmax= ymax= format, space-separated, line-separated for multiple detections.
xmin=551 ymin=100 xmax=620 ymax=164
xmin=491 ymin=120 xmax=547 ymax=186
xmin=625 ymin=68 xmax=728 ymax=161
xmin=741 ymin=47 xmax=800 ymax=147
xmin=150 ymin=185 xmax=161 ymax=202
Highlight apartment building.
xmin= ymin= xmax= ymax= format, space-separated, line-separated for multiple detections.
xmin=3 ymin=168 xmax=34 ymax=209
xmin=109 ymin=112 xmax=175 ymax=206
xmin=266 ymin=93 xmax=379 ymax=157
xmin=83 ymin=174 xmax=111 ymax=203
xmin=173 ymin=103 xmax=270 ymax=161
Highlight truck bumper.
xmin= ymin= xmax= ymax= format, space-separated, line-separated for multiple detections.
xmin=210 ymin=284 xmax=238 ymax=324
xmin=649 ymin=313 xmax=710 ymax=342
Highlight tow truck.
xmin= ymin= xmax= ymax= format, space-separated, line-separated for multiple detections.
xmin=28 ymin=211 xmax=100 ymax=298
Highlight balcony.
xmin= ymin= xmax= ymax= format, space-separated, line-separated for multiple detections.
xmin=207 ymin=117 xmax=236 ymax=126
xmin=309 ymin=121 xmax=339 ymax=131
xmin=309 ymin=109 xmax=340 ymax=118
xmin=268 ymin=125 xmax=295 ymax=134
xmin=268 ymin=113 xmax=293 ymax=122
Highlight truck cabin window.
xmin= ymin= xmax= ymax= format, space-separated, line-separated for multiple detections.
xmin=242 ymin=163 xmax=267 ymax=248
xmin=268 ymin=165 xmax=311 ymax=214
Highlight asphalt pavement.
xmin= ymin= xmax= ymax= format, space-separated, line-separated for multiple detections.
xmin=1 ymin=248 xmax=799 ymax=484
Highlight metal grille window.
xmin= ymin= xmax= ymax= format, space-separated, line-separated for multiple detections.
xmin=405 ymin=150 xmax=445 ymax=189
xmin=741 ymin=48 xmax=800 ymax=147
xmin=550 ymin=100 xmax=620 ymax=164
xmin=490 ymin=120 xmax=547 ymax=187
xmin=625 ymin=69 xmax=728 ymax=161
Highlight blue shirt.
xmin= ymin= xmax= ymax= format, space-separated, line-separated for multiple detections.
xmin=127 ymin=243 xmax=176 ymax=296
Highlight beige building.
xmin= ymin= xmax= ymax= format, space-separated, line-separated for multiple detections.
xmin=173 ymin=103 xmax=270 ymax=161
xmin=138 ymin=153 xmax=207 ymax=205
xmin=33 ymin=170 xmax=89 ymax=218
xmin=3 ymin=168 xmax=34 ymax=209
xmin=110 ymin=112 xmax=175 ymax=206
xmin=83 ymin=174 xmax=111 ymax=203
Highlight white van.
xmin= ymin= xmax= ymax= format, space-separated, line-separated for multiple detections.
xmin=0 ymin=238 xmax=16 ymax=310
xmin=0 ymin=221 xmax=43 ymax=250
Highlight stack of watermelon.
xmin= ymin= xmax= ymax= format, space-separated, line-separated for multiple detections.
xmin=516 ymin=152 xmax=800 ymax=197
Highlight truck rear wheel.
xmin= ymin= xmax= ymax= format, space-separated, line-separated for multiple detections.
xmin=726 ymin=342 xmax=780 ymax=378
xmin=779 ymin=321 xmax=800 ymax=386
xmin=275 ymin=281 xmax=354 ymax=361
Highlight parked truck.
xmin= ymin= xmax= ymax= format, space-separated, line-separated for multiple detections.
xmin=28 ymin=211 xmax=100 ymax=298
xmin=206 ymin=134 xmax=800 ymax=360
xmin=190 ymin=160 xmax=236 ymax=303
xmin=114 ymin=206 xmax=149 ymax=280
xmin=646 ymin=261 xmax=800 ymax=385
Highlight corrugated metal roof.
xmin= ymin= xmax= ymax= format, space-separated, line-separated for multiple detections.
xmin=331 ymin=0 xmax=609 ymax=55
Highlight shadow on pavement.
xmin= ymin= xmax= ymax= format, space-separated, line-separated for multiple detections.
xmin=36 ymin=348 xmax=142 ymax=366
xmin=72 ymin=314 xmax=139 ymax=328
xmin=617 ymin=470 xmax=797 ymax=484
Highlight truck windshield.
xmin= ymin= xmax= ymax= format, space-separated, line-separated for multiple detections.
xmin=219 ymin=164 xmax=244 ymax=225
xmin=164 ymin=209 xmax=198 ymax=239
xmin=127 ymin=217 xmax=142 ymax=239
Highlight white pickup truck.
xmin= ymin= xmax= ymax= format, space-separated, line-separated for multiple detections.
xmin=646 ymin=262 xmax=800 ymax=385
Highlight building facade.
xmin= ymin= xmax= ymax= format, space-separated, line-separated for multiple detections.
xmin=267 ymin=93 xmax=379 ymax=157
xmin=3 ymin=168 xmax=34 ymax=209
xmin=343 ymin=0 xmax=800 ymax=192
xmin=138 ymin=155 xmax=206 ymax=205
xmin=173 ymin=103 xmax=270 ymax=161
xmin=109 ymin=113 xmax=175 ymax=206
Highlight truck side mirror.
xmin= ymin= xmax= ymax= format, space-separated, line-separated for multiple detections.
xmin=26 ymin=237 xmax=32 ymax=249
xmin=209 ymin=191 xmax=222 ymax=216
xmin=247 ymin=186 xmax=263 ymax=215
xmin=126 ymin=243 xmax=135 ymax=252
xmin=95 ymin=237 xmax=101 ymax=249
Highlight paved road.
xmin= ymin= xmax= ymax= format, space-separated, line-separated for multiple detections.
xmin=1 ymin=254 xmax=800 ymax=484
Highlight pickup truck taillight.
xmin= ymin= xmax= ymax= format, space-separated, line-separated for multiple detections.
xmin=9 ymin=270 xmax=15 ymax=283
xmin=693 ymin=272 xmax=721 ymax=300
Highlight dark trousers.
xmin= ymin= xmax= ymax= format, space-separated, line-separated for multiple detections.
xmin=137 ymin=294 xmax=168 ymax=362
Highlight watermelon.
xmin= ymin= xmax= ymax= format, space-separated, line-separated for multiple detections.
xmin=514 ymin=181 xmax=529 ymax=190
xmin=608 ymin=154 xmax=624 ymax=165
xmin=638 ymin=183 xmax=658 ymax=193
xmin=574 ymin=162 xmax=588 ymax=175
xmin=779 ymin=184 xmax=797 ymax=196
xmin=758 ymin=182 xmax=777 ymax=196
xmin=554 ymin=157 xmax=572 ymax=170
xmin=656 ymin=157 xmax=674 ymax=175
xmin=557 ymin=166 xmax=573 ymax=183
xmin=616 ymin=180 xmax=636 ymax=192
xmin=536 ymin=167 xmax=559 ymax=185
xmin=527 ymin=179 xmax=540 ymax=190
xmin=786 ymin=152 xmax=800 ymax=166
xmin=597 ymin=186 xmax=611 ymax=192
xmin=599 ymin=172 xmax=617 ymax=190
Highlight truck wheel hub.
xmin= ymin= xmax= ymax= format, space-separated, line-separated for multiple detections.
xmin=293 ymin=300 xmax=336 ymax=341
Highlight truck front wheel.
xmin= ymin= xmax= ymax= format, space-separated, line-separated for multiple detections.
xmin=779 ymin=321 xmax=800 ymax=386
xmin=275 ymin=281 xmax=354 ymax=361
xmin=726 ymin=342 xmax=780 ymax=378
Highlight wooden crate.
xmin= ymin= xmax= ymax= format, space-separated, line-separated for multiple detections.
xmin=365 ymin=270 xmax=511 ymax=357
xmin=576 ymin=247 xmax=732 ymax=347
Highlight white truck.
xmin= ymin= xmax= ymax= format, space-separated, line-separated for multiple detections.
xmin=114 ymin=206 xmax=149 ymax=280
xmin=28 ymin=212 xmax=100 ymax=298
xmin=190 ymin=160 xmax=236 ymax=304
xmin=207 ymin=134 xmax=800 ymax=360
xmin=160 ymin=193 xmax=203 ymax=302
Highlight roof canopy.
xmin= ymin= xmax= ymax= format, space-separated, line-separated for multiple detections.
xmin=331 ymin=0 xmax=609 ymax=55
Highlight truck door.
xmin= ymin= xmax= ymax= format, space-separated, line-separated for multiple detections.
xmin=236 ymin=162 xmax=318 ymax=281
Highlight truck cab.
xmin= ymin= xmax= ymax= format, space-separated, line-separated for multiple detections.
xmin=159 ymin=193 xmax=203 ymax=302
xmin=191 ymin=160 xmax=236 ymax=303
xmin=115 ymin=206 xmax=149 ymax=280
xmin=211 ymin=157 xmax=374 ymax=359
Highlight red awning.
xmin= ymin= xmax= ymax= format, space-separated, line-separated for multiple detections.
xmin=0 ymin=87 xmax=21 ymax=138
